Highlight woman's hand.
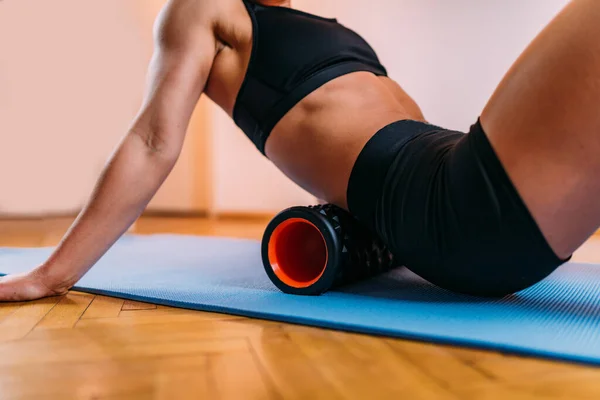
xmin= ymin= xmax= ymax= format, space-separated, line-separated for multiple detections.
xmin=0 ymin=269 xmax=69 ymax=302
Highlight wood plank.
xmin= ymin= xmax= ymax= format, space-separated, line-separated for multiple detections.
xmin=151 ymin=359 xmax=212 ymax=400
xmin=0 ymin=349 xmax=283 ymax=400
xmin=0 ymin=302 xmax=25 ymax=322
xmin=34 ymin=293 xmax=94 ymax=330
xmin=70 ymin=318 xmax=279 ymax=349
xmin=0 ymin=297 xmax=61 ymax=342
xmin=0 ymin=354 xmax=210 ymax=399
xmin=121 ymin=300 xmax=157 ymax=311
xmin=118 ymin=305 xmax=199 ymax=318
xmin=449 ymin=347 xmax=600 ymax=399
xmin=249 ymin=329 xmax=343 ymax=400
xmin=76 ymin=311 xmax=242 ymax=328
xmin=208 ymin=343 xmax=278 ymax=399
xmin=384 ymin=339 xmax=532 ymax=400
xmin=284 ymin=325 xmax=456 ymax=400
xmin=0 ymin=328 xmax=249 ymax=367
xmin=79 ymin=295 xmax=125 ymax=319
xmin=384 ymin=339 xmax=499 ymax=392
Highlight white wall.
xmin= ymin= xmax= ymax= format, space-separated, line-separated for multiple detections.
xmin=0 ymin=1 xmax=146 ymax=215
xmin=299 ymin=0 xmax=569 ymax=131
xmin=0 ymin=0 xmax=209 ymax=216
xmin=209 ymin=105 xmax=317 ymax=214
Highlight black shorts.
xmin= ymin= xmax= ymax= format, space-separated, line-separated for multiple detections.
xmin=347 ymin=119 xmax=568 ymax=297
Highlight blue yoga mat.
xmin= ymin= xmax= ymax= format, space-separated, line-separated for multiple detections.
xmin=2 ymin=234 xmax=600 ymax=366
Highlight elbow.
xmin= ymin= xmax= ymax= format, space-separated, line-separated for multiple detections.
xmin=153 ymin=147 xmax=181 ymax=170
xmin=149 ymin=143 xmax=182 ymax=169
xmin=131 ymin=128 xmax=182 ymax=166
xmin=150 ymin=140 xmax=181 ymax=166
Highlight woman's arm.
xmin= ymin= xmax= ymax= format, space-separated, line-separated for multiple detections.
xmin=0 ymin=0 xmax=218 ymax=301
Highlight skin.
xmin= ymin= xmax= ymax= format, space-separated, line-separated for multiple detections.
xmin=1 ymin=0 xmax=599 ymax=301
xmin=480 ymin=0 xmax=600 ymax=260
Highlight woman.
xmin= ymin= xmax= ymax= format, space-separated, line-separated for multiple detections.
xmin=1 ymin=0 xmax=598 ymax=300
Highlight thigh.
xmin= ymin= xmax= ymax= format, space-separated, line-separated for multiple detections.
xmin=480 ymin=0 xmax=600 ymax=259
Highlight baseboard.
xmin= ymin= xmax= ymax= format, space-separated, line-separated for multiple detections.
xmin=140 ymin=210 xmax=275 ymax=221
xmin=0 ymin=210 xmax=210 ymax=220
xmin=141 ymin=210 xmax=210 ymax=219
xmin=0 ymin=210 xmax=273 ymax=222
xmin=212 ymin=211 xmax=275 ymax=222
xmin=0 ymin=211 xmax=79 ymax=221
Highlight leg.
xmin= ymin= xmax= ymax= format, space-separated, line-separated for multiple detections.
xmin=481 ymin=0 xmax=600 ymax=259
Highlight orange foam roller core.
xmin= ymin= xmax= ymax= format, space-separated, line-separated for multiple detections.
xmin=267 ymin=218 xmax=329 ymax=288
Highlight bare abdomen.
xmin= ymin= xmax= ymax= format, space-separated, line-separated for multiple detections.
xmin=265 ymin=72 xmax=422 ymax=208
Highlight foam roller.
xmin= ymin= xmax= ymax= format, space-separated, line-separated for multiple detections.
xmin=261 ymin=204 xmax=400 ymax=295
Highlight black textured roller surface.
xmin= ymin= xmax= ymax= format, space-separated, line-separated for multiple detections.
xmin=262 ymin=204 xmax=401 ymax=295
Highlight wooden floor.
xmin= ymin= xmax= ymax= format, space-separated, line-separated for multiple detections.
xmin=1 ymin=217 xmax=600 ymax=400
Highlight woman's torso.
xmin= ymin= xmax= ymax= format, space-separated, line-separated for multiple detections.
xmin=204 ymin=0 xmax=424 ymax=207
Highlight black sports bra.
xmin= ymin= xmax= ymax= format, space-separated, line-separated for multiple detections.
xmin=233 ymin=1 xmax=388 ymax=155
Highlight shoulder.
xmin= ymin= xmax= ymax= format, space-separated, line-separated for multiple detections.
xmin=154 ymin=0 xmax=250 ymax=50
